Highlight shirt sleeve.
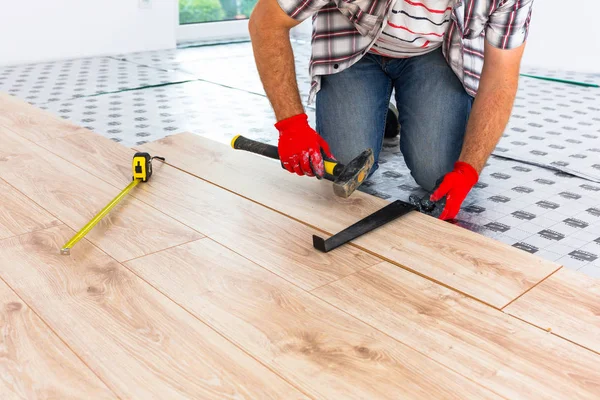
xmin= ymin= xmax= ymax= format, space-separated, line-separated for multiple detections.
xmin=277 ymin=0 xmax=330 ymax=22
xmin=485 ymin=0 xmax=534 ymax=50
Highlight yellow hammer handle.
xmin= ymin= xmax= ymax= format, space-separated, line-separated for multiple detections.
xmin=61 ymin=179 xmax=141 ymax=255
xmin=323 ymin=160 xmax=336 ymax=176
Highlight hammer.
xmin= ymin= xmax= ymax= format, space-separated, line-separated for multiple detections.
xmin=231 ymin=135 xmax=374 ymax=198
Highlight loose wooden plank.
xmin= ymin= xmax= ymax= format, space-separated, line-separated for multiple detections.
xmin=0 ymin=178 xmax=59 ymax=240
xmin=140 ymin=133 xmax=561 ymax=308
xmin=504 ymin=268 xmax=600 ymax=354
xmin=0 ymin=225 xmax=307 ymax=399
xmin=0 ymin=126 xmax=202 ymax=262
xmin=0 ymin=274 xmax=116 ymax=400
xmin=38 ymin=131 xmax=380 ymax=290
xmin=312 ymin=262 xmax=600 ymax=399
xmin=0 ymin=93 xmax=87 ymax=142
xmin=125 ymin=237 xmax=499 ymax=399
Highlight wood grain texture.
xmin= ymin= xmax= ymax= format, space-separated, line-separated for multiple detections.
xmin=139 ymin=133 xmax=561 ymax=308
xmin=0 ymin=274 xmax=116 ymax=400
xmin=0 ymin=225 xmax=306 ymax=399
xmin=504 ymin=268 xmax=600 ymax=354
xmin=313 ymin=262 xmax=600 ymax=399
xmin=0 ymin=93 xmax=87 ymax=142
xmin=0 ymin=126 xmax=202 ymax=262
xmin=37 ymin=130 xmax=134 ymax=189
xmin=125 ymin=238 xmax=499 ymax=400
xmin=38 ymin=131 xmax=380 ymax=290
xmin=0 ymin=178 xmax=59 ymax=240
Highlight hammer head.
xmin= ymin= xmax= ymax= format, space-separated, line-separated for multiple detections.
xmin=332 ymin=149 xmax=375 ymax=198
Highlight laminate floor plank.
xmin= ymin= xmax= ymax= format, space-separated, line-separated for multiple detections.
xmin=140 ymin=133 xmax=561 ymax=308
xmin=0 ymin=225 xmax=307 ymax=399
xmin=504 ymin=268 xmax=600 ymax=354
xmin=0 ymin=93 xmax=87 ymax=142
xmin=125 ymin=238 xmax=499 ymax=400
xmin=0 ymin=272 xmax=116 ymax=400
xmin=0 ymin=126 xmax=202 ymax=262
xmin=312 ymin=262 xmax=600 ymax=399
xmin=0 ymin=178 xmax=60 ymax=240
xmin=38 ymin=131 xmax=381 ymax=291
xmin=38 ymin=129 xmax=134 ymax=189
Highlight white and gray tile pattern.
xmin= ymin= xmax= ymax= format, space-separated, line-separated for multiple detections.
xmin=0 ymin=57 xmax=194 ymax=105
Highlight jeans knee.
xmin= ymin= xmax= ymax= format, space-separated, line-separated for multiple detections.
xmin=409 ymin=158 xmax=453 ymax=191
xmin=411 ymin=170 xmax=440 ymax=192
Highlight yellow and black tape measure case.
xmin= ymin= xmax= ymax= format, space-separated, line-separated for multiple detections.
xmin=132 ymin=152 xmax=153 ymax=182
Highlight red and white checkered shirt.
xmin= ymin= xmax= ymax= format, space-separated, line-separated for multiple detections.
xmin=277 ymin=0 xmax=534 ymax=103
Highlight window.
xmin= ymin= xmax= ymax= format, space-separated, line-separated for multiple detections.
xmin=177 ymin=0 xmax=258 ymax=44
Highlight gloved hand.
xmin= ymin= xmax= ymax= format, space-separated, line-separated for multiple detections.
xmin=275 ymin=113 xmax=333 ymax=178
xmin=430 ymin=161 xmax=479 ymax=221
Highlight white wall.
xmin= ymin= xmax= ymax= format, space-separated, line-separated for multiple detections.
xmin=0 ymin=0 xmax=177 ymax=66
xmin=522 ymin=0 xmax=600 ymax=73
xmin=1 ymin=0 xmax=598 ymax=73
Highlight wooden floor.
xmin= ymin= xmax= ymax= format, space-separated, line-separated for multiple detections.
xmin=0 ymin=93 xmax=599 ymax=399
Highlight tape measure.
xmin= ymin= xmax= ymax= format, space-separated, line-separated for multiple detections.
xmin=133 ymin=152 xmax=165 ymax=182
xmin=61 ymin=152 xmax=165 ymax=255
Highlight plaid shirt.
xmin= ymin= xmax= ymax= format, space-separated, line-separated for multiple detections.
xmin=278 ymin=0 xmax=534 ymax=103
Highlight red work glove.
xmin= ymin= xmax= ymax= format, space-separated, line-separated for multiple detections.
xmin=275 ymin=113 xmax=334 ymax=178
xmin=430 ymin=161 xmax=479 ymax=221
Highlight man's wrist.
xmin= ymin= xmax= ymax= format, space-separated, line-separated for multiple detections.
xmin=275 ymin=113 xmax=309 ymax=133
xmin=454 ymin=161 xmax=479 ymax=184
xmin=458 ymin=154 xmax=486 ymax=175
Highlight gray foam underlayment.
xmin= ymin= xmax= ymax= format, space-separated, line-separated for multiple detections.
xmin=1 ymin=40 xmax=599 ymax=276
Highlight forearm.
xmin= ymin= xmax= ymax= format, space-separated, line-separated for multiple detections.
xmin=249 ymin=20 xmax=304 ymax=121
xmin=458 ymin=81 xmax=518 ymax=173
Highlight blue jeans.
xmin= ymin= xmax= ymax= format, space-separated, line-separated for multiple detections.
xmin=316 ymin=48 xmax=473 ymax=191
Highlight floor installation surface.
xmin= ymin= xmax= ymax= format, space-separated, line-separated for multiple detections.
xmin=0 ymin=97 xmax=599 ymax=398
xmin=1 ymin=40 xmax=599 ymax=276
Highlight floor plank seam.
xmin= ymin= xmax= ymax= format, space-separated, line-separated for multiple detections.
xmin=0 ymin=223 xmax=66 ymax=244
xmin=0 ymin=175 xmax=82 ymax=239
xmin=202 ymin=236 xmax=327 ymax=293
xmin=0 ymin=257 xmax=122 ymax=399
xmin=85 ymin=235 xmax=317 ymax=399
xmin=307 ymin=261 xmax=388 ymax=293
xmin=119 ymin=236 xmax=205 ymax=264
xmin=353 ymin=247 xmax=507 ymax=309
xmin=0 ymin=191 xmax=62 ymax=241
xmin=146 ymin=157 xmax=512 ymax=310
xmin=507 ymin=313 xmax=600 ymax=357
xmin=308 ymin=284 xmax=510 ymax=400
xmin=500 ymin=266 xmax=564 ymax=310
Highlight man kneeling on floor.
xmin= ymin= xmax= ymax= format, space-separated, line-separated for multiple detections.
xmin=249 ymin=0 xmax=534 ymax=220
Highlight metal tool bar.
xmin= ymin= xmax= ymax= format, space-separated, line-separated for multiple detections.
xmin=61 ymin=179 xmax=141 ymax=255
xmin=312 ymin=200 xmax=416 ymax=253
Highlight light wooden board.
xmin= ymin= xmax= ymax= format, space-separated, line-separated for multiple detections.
xmin=312 ymin=262 xmax=600 ymax=399
xmin=0 ymin=93 xmax=87 ymax=142
xmin=0 ymin=225 xmax=307 ymax=399
xmin=0 ymin=178 xmax=59 ymax=240
xmin=38 ymin=130 xmax=135 ymax=189
xmin=0 ymin=274 xmax=116 ymax=400
xmin=140 ymin=133 xmax=561 ymax=308
xmin=504 ymin=268 xmax=600 ymax=354
xmin=125 ymin=237 xmax=499 ymax=399
xmin=0 ymin=126 xmax=202 ymax=262
xmin=38 ymin=131 xmax=381 ymax=290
